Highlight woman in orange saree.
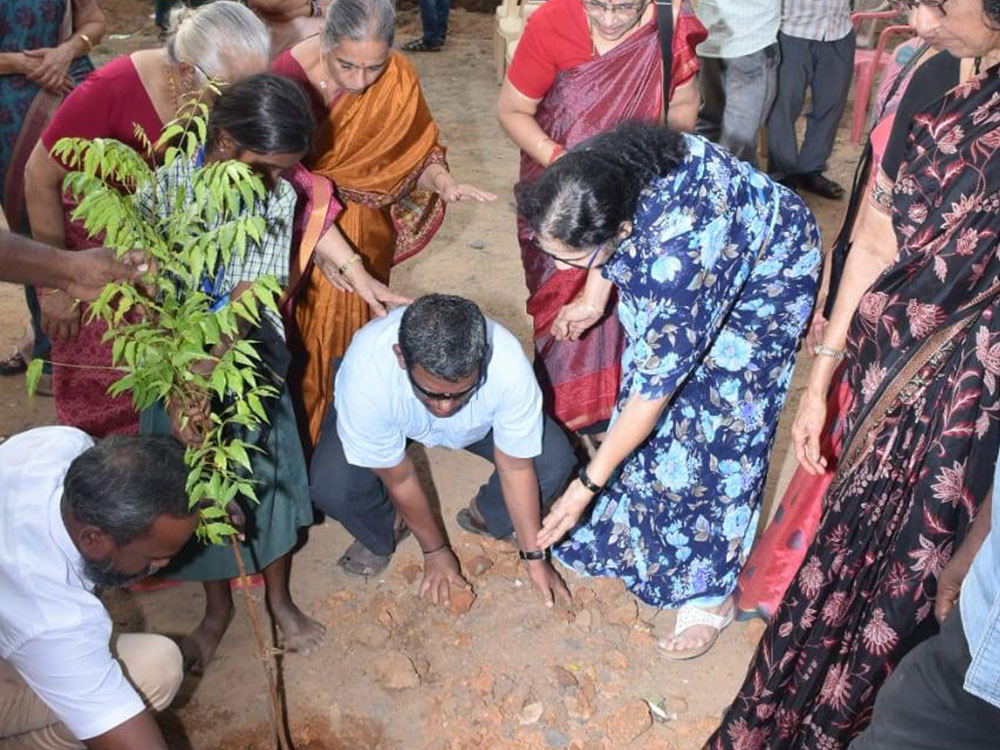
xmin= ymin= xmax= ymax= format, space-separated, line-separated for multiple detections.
xmin=273 ymin=0 xmax=494 ymax=446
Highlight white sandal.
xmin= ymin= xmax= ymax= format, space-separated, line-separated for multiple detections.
xmin=658 ymin=602 xmax=735 ymax=661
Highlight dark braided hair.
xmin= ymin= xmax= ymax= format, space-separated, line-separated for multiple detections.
xmin=518 ymin=121 xmax=687 ymax=249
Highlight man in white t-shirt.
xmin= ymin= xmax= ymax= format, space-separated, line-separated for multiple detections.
xmin=0 ymin=427 xmax=198 ymax=750
xmin=311 ymin=294 xmax=577 ymax=607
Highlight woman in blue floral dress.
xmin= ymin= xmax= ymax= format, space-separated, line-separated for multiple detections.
xmin=520 ymin=122 xmax=820 ymax=658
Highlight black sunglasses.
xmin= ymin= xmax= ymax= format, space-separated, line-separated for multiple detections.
xmin=407 ymin=368 xmax=483 ymax=401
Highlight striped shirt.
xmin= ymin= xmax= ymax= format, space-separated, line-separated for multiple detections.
xmin=780 ymin=0 xmax=852 ymax=42
xmin=695 ymin=0 xmax=780 ymax=59
xmin=137 ymin=155 xmax=294 ymax=336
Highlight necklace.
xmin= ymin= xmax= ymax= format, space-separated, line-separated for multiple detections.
xmin=163 ymin=56 xmax=179 ymax=114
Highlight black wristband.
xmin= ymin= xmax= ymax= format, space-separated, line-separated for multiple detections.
xmin=421 ymin=543 xmax=449 ymax=556
xmin=519 ymin=548 xmax=550 ymax=561
xmin=577 ymin=466 xmax=604 ymax=494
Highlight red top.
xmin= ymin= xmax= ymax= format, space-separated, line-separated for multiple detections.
xmin=42 ymin=56 xmax=163 ymax=163
xmin=271 ymin=49 xmax=330 ymax=127
xmin=507 ymin=0 xmax=707 ymax=101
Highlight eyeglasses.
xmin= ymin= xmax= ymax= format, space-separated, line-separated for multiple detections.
xmin=407 ymin=368 xmax=483 ymax=402
xmin=888 ymin=0 xmax=949 ymax=15
xmin=582 ymin=0 xmax=647 ymax=17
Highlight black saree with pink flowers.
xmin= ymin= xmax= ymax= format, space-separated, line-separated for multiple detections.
xmin=708 ymin=65 xmax=1000 ymax=750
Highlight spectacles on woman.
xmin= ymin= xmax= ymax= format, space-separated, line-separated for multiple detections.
xmin=582 ymin=0 xmax=647 ymax=17
xmin=888 ymin=0 xmax=949 ymax=15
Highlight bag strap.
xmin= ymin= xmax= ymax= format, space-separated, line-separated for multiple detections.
xmin=655 ymin=1 xmax=674 ymax=120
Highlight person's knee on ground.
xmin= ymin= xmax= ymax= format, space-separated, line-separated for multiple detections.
xmin=115 ymin=633 xmax=184 ymax=713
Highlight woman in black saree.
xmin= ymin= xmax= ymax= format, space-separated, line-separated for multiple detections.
xmin=709 ymin=1 xmax=1000 ymax=747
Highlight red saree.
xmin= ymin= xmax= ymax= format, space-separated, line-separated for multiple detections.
xmin=515 ymin=1 xmax=704 ymax=431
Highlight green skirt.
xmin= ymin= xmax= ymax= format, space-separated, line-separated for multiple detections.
xmin=141 ymin=388 xmax=313 ymax=581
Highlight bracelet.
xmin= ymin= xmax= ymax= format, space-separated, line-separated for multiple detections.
xmin=814 ymin=345 xmax=846 ymax=360
xmin=77 ymin=33 xmax=93 ymax=53
xmin=337 ymin=253 xmax=362 ymax=275
xmin=518 ymin=548 xmax=550 ymax=561
xmin=421 ymin=543 xmax=449 ymax=556
xmin=577 ymin=466 xmax=604 ymax=494
xmin=38 ymin=286 xmax=63 ymax=296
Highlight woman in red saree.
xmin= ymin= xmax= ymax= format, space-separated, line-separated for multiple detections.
xmin=496 ymin=0 xmax=706 ymax=437
xmin=24 ymin=2 xmax=270 ymax=437
xmin=709 ymin=3 xmax=1000 ymax=746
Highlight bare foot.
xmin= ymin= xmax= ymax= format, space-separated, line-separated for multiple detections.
xmin=180 ymin=608 xmax=234 ymax=674
xmin=271 ymin=600 xmax=326 ymax=654
xmin=658 ymin=598 xmax=734 ymax=658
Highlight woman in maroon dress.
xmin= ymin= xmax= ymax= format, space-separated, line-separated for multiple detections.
xmin=24 ymin=0 xmax=270 ymax=437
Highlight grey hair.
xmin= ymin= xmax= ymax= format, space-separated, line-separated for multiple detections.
xmin=166 ymin=1 xmax=270 ymax=82
xmin=398 ymin=295 xmax=488 ymax=381
xmin=322 ymin=0 xmax=396 ymax=49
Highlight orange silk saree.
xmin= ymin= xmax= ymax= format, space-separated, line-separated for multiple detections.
xmin=291 ymin=51 xmax=446 ymax=446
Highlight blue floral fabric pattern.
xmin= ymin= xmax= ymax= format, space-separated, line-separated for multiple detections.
xmin=554 ymin=135 xmax=821 ymax=607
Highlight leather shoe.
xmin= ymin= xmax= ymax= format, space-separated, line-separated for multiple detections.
xmin=792 ymin=171 xmax=845 ymax=200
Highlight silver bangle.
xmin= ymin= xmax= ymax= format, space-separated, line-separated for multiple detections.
xmin=814 ymin=345 xmax=846 ymax=360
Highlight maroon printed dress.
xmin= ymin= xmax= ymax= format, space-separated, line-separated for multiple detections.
xmin=709 ymin=63 xmax=1000 ymax=749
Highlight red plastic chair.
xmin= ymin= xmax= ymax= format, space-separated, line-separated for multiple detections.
xmin=850 ymin=10 xmax=915 ymax=143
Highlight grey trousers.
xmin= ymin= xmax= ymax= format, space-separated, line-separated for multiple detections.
xmin=309 ymin=403 xmax=577 ymax=555
xmin=767 ymin=30 xmax=856 ymax=178
xmin=850 ymin=608 xmax=1000 ymax=750
xmin=696 ymin=44 xmax=779 ymax=167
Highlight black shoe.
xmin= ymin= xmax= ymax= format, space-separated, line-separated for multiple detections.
xmin=793 ymin=171 xmax=845 ymax=200
xmin=400 ymin=38 xmax=443 ymax=52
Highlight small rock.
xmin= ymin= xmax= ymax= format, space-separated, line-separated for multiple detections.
xmin=468 ymin=239 xmax=486 ymax=249
xmin=603 ymin=598 xmax=639 ymax=627
xmin=604 ymin=650 xmax=628 ymax=671
xmin=468 ymin=555 xmax=494 ymax=576
xmin=400 ymin=563 xmax=422 ymax=585
xmin=449 ymin=586 xmax=477 ymax=616
xmin=373 ymin=650 xmax=420 ymax=690
xmin=574 ymin=587 xmax=597 ymax=607
xmin=469 ymin=667 xmax=494 ymax=696
xmin=604 ymin=700 xmax=652 ymax=745
xmin=564 ymin=694 xmax=594 ymax=722
xmin=545 ymin=728 xmax=570 ymax=748
xmin=551 ymin=665 xmax=579 ymax=689
xmin=742 ymin=618 xmax=767 ymax=645
xmin=519 ymin=701 xmax=544 ymax=725
xmin=353 ymin=622 xmax=390 ymax=648
xmin=573 ymin=609 xmax=593 ymax=630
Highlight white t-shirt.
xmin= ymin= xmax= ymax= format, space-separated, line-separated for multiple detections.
xmin=335 ymin=308 xmax=543 ymax=468
xmin=0 ymin=427 xmax=145 ymax=740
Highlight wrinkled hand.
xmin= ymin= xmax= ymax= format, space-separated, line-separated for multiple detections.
xmin=537 ymin=479 xmax=595 ymax=549
xmin=24 ymin=46 xmax=75 ymax=95
xmin=167 ymin=393 xmax=211 ymax=447
xmin=935 ymin=554 xmax=970 ymax=625
xmin=63 ymin=248 xmax=149 ymax=302
xmin=40 ymin=290 xmax=81 ymax=343
xmin=525 ymin=559 xmax=571 ymax=608
xmin=420 ymin=547 xmax=471 ymax=606
xmin=436 ymin=181 xmax=497 ymax=204
xmin=791 ymin=389 xmax=828 ymax=475
xmin=343 ymin=264 xmax=412 ymax=316
xmin=552 ymin=297 xmax=602 ymax=341
xmin=315 ymin=255 xmax=354 ymax=293
xmin=805 ymin=309 xmax=829 ymax=356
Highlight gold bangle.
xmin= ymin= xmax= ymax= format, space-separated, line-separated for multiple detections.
xmin=77 ymin=33 xmax=93 ymax=53
xmin=337 ymin=254 xmax=362 ymax=275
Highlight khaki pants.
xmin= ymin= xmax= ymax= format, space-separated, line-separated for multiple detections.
xmin=0 ymin=634 xmax=183 ymax=749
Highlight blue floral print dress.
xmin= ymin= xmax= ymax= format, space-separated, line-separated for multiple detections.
xmin=555 ymin=135 xmax=821 ymax=608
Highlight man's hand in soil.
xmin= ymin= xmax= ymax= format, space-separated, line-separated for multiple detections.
xmin=420 ymin=547 xmax=471 ymax=606
xmin=525 ymin=558 xmax=571 ymax=608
